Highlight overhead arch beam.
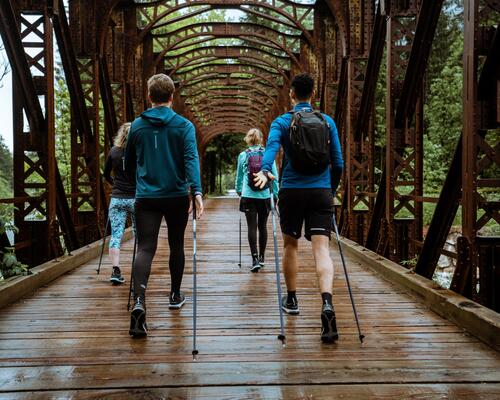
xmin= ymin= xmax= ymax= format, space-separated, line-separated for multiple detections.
xmin=162 ymin=36 xmax=292 ymax=65
xmin=176 ymin=68 xmax=282 ymax=92
xmin=135 ymin=0 xmax=314 ymax=47
xmin=185 ymin=90 xmax=274 ymax=108
xmin=180 ymin=77 xmax=277 ymax=95
xmin=169 ymin=51 xmax=290 ymax=80
xmin=165 ymin=44 xmax=290 ymax=69
xmin=182 ymin=83 xmax=278 ymax=105
xmin=152 ymin=22 xmax=302 ymax=68
xmin=173 ymin=61 xmax=286 ymax=85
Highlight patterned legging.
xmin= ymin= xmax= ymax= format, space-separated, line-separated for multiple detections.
xmin=108 ymin=197 xmax=135 ymax=249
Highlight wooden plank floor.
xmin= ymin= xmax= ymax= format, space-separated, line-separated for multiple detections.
xmin=1 ymin=197 xmax=499 ymax=399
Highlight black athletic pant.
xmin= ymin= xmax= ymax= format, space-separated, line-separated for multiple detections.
xmin=245 ymin=210 xmax=269 ymax=256
xmin=240 ymin=198 xmax=270 ymax=256
xmin=133 ymin=196 xmax=189 ymax=299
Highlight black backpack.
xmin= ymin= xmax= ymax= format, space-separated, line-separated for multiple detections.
xmin=288 ymin=109 xmax=331 ymax=174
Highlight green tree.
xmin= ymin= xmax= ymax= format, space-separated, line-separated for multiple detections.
xmin=424 ymin=26 xmax=463 ymax=191
xmin=54 ymin=63 xmax=72 ymax=194
xmin=0 ymin=136 xmax=13 ymax=198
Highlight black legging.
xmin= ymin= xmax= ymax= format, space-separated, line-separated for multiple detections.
xmin=133 ymin=197 xmax=189 ymax=299
xmin=245 ymin=208 xmax=269 ymax=256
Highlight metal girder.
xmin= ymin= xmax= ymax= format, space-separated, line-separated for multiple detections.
xmin=0 ymin=0 xmax=78 ymax=264
xmin=180 ymin=76 xmax=277 ymax=95
xmin=451 ymin=0 xmax=499 ymax=309
xmin=174 ymin=61 xmax=284 ymax=81
xmin=152 ymin=22 xmax=302 ymax=68
xmin=176 ymin=68 xmax=283 ymax=94
xmin=170 ymin=52 xmax=290 ymax=82
xmin=165 ymin=45 xmax=289 ymax=66
xmin=135 ymin=0 xmax=314 ymax=45
xmin=186 ymin=92 xmax=274 ymax=112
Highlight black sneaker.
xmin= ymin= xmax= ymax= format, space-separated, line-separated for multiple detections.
xmin=321 ymin=302 xmax=339 ymax=343
xmin=258 ymin=254 xmax=265 ymax=268
xmin=110 ymin=266 xmax=125 ymax=284
xmin=129 ymin=297 xmax=147 ymax=338
xmin=250 ymin=255 xmax=261 ymax=273
xmin=169 ymin=292 xmax=187 ymax=309
xmin=281 ymin=296 xmax=300 ymax=315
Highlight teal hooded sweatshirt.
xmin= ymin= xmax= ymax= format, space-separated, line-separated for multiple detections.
xmin=124 ymin=106 xmax=202 ymax=198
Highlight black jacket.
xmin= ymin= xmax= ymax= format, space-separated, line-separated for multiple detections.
xmin=103 ymin=146 xmax=136 ymax=199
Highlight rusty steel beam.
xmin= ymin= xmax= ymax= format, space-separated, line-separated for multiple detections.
xmin=452 ymin=0 xmax=499 ymax=309
xmin=1 ymin=0 xmax=78 ymax=264
xmin=135 ymin=0 xmax=314 ymax=46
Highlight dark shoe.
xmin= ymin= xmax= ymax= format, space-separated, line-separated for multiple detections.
xmin=169 ymin=292 xmax=187 ymax=309
xmin=321 ymin=302 xmax=339 ymax=343
xmin=258 ymin=254 xmax=265 ymax=268
xmin=110 ymin=266 xmax=125 ymax=284
xmin=250 ymin=254 xmax=261 ymax=273
xmin=281 ymin=295 xmax=300 ymax=315
xmin=129 ymin=297 xmax=147 ymax=338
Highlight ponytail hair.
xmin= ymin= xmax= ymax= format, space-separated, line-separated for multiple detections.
xmin=113 ymin=122 xmax=131 ymax=148
xmin=244 ymin=128 xmax=263 ymax=147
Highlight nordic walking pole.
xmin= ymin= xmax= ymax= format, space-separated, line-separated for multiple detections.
xmin=269 ymin=187 xmax=286 ymax=346
xmin=332 ymin=212 xmax=365 ymax=343
xmin=238 ymin=214 xmax=242 ymax=268
xmin=192 ymin=195 xmax=199 ymax=359
xmin=96 ymin=215 xmax=110 ymax=275
xmin=127 ymin=236 xmax=137 ymax=311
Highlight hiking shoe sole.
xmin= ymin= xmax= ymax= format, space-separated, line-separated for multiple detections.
xmin=110 ymin=276 xmax=125 ymax=285
xmin=281 ymin=296 xmax=300 ymax=315
xmin=282 ymin=305 xmax=300 ymax=315
xmin=250 ymin=265 xmax=261 ymax=273
xmin=129 ymin=308 xmax=147 ymax=338
xmin=321 ymin=309 xmax=339 ymax=343
xmin=169 ymin=297 xmax=187 ymax=309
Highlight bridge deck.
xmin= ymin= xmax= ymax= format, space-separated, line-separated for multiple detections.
xmin=0 ymin=198 xmax=499 ymax=399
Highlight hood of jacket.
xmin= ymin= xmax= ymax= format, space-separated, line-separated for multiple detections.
xmin=140 ymin=106 xmax=177 ymax=127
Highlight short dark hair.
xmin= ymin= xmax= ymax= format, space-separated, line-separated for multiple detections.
xmin=147 ymin=74 xmax=175 ymax=103
xmin=291 ymin=73 xmax=314 ymax=101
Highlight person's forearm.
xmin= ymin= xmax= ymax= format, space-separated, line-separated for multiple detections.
xmin=261 ymin=122 xmax=281 ymax=171
xmin=331 ymin=165 xmax=343 ymax=192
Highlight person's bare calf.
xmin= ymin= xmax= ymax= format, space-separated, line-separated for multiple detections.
xmin=283 ymin=234 xmax=298 ymax=290
xmin=311 ymin=235 xmax=334 ymax=294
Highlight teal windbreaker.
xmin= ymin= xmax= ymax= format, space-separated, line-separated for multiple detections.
xmin=124 ymin=106 xmax=202 ymax=198
xmin=235 ymin=146 xmax=279 ymax=199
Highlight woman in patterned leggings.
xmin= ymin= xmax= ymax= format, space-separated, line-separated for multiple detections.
xmin=103 ymin=123 xmax=136 ymax=284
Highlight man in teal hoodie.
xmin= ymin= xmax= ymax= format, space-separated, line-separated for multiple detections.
xmin=125 ymin=73 xmax=203 ymax=338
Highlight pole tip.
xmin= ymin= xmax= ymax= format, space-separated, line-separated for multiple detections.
xmin=192 ymin=349 xmax=199 ymax=360
xmin=277 ymin=334 xmax=286 ymax=346
xmin=359 ymin=334 xmax=365 ymax=343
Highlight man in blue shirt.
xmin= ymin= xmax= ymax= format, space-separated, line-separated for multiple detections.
xmin=254 ymin=73 xmax=344 ymax=343
xmin=125 ymin=74 xmax=204 ymax=338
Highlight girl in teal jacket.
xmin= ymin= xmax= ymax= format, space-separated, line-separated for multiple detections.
xmin=235 ymin=128 xmax=279 ymax=272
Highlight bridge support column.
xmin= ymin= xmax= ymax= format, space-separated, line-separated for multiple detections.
xmin=451 ymin=0 xmax=500 ymax=310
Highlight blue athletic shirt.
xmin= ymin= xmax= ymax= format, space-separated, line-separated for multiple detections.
xmin=260 ymin=102 xmax=344 ymax=191
xmin=235 ymin=145 xmax=279 ymax=199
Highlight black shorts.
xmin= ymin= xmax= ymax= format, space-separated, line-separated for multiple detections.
xmin=239 ymin=197 xmax=271 ymax=214
xmin=278 ymin=188 xmax=334 ymax=241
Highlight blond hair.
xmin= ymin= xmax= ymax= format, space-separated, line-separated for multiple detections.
xmin=114 ymin=122 xmax=131 ymax=148
xmin=147 ymin=73 xmax=175 ymax=103
xmin=245 ymin=128 xmax=263 ymax=147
